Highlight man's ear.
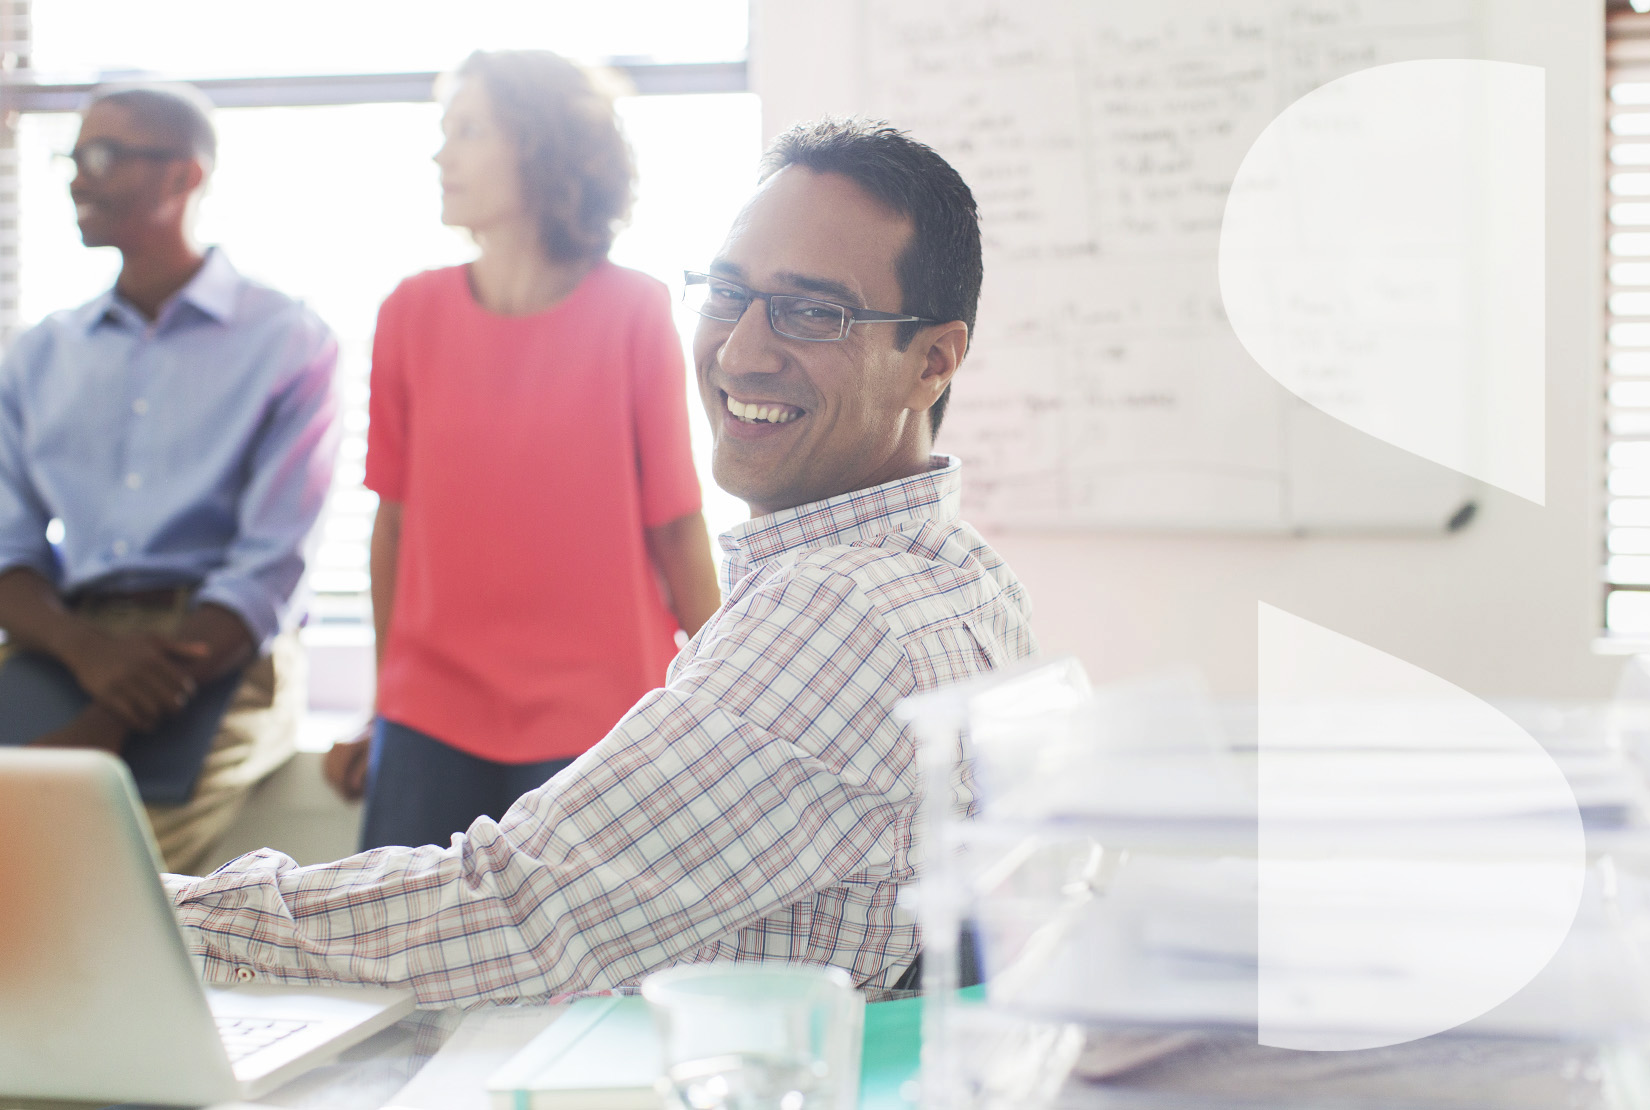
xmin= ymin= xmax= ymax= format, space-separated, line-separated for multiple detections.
xmin=169 ymin=157 xmax=206 ymax=200
xmin=904 ymin=320 xmax=968 ymax=414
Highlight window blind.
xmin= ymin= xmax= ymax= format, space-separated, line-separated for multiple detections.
xmin=0 ymin=0 xmax=29 ymax=344
xmin=1605 ymin=1 xmax=1650 ymax=636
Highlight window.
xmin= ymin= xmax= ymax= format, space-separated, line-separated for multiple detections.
xmin=11 ymin=2 xmax=755 ymax=638
xmin=1607 ymin=0 xmax=1650 ymax=637
xmin=29 ymin=0 xmax=748 ymax=77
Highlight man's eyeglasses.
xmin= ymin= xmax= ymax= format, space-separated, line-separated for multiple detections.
xmin=56 ymin=138 xmax=191 ymax=179
xmin=683 ymin=271 xmax=935 ymax=343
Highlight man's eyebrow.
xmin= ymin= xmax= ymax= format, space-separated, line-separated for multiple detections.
xmin=705 ymin=263 xmax=865 ymax=307
xmin=776 ymin=272 xmax=862 ymax=307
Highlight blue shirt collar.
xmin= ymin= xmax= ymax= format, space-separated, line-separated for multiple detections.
xmin=82 ymin=245 xmax=241 ymax=333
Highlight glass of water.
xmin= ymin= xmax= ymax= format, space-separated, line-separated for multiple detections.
xmin=642 ymin=964 xmax=859 ymax=1110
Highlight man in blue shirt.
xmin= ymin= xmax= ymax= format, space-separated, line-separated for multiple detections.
xmin=0 ymin=84 xmax=339 ymax=872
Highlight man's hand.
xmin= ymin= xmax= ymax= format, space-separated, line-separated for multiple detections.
xmin=323 ymin=724 xmax=372 ymax=801
xmin=62 ymin=627 xmax=210 ymax=732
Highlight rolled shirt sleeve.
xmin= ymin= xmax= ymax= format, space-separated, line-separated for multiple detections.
xmin=168 ymin=559 xmax=923 ymax=1006
xmin=195 ymin=316 xmax=341 ymax=648
xmin=0 ymin=329 xmax=59 ymax=584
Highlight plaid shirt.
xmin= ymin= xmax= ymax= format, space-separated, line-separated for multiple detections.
xmin=167 ymin=455 xmax=1036 ymax=1006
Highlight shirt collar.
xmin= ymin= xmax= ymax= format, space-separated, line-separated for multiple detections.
xmin=82 ymin=246 xmax=241 ymax=333
xmin=718 ymin=455 xmax=962 ymax=589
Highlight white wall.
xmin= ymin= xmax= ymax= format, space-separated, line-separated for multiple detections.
xmin=752 ymin=0 xmax=1617 ymax=701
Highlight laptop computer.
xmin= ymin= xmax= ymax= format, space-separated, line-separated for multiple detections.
xmin=0 ymin=747 xmax=415 ymax=1105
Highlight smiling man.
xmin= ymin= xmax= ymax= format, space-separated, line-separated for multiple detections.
xmin=691 ymin=164 xmax=964 ymax=514
xmin=164 ymin=119 xmax=1035 ymax=1001
xmin=0 ymin=85 xmax=339 ymax=873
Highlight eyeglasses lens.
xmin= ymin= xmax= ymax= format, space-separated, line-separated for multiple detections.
xmin=73 ymin=142 xmax=115 ymax=178
xmin=770 ymin=297 xmax=847 ymax=341
xmin=683 ymin=278 xmax=847 ymax=341
xmin=683 ymin=278 xmax=745 ymax=323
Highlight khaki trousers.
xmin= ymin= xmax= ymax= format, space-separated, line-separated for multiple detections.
xmin=0 ymin=592 xmax=302 ymax=875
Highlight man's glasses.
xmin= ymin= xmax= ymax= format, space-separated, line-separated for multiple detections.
xmin=56 ymin=138 xmax=190 ymax=179
xmin=683 ymin=271 xmax=935 ymax=343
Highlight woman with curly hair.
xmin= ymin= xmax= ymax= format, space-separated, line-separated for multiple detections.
xmin=325 ymin=50 xmax=720 ymax=850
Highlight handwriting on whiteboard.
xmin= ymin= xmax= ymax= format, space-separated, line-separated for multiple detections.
xmin=858 ymin=0 xmax=1480 ymax=530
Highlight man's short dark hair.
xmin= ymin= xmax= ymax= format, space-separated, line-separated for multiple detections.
xmin=86 ymin=83 xmax=217 ymax=169
xmin=456 ymin=50 xmax=635 ymax=263
xmin=759 ymin=119 xmax=982 ymax=437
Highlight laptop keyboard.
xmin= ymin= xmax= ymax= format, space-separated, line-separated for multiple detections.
xmin=216 ymin=1015 xmax=312 ymax=1063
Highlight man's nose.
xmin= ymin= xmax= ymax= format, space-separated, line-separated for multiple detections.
xmin=716 ymin=298 xmax=783 ymax=375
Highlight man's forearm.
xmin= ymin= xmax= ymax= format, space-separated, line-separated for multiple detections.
xmin=0 ymin=568 xmax=246 ymax=730
xmin=173 ymin=602 xmax=256 ymax=683
xmin=0 ymin=566 xmax=97 ymax=664
xmin=167 ymin=684 xmax=876 ymax=1005
xmin=0 ymin=568 xmax=252 ymax=678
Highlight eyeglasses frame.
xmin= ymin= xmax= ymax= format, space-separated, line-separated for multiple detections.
xmin=683 ymin=270 xmax=936 ymax=343
xmin=57 ymin=138 xmax=193 ymax=179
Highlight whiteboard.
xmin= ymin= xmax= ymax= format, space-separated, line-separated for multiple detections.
xmin=751 ymin=0 xmax=1487 ymax=533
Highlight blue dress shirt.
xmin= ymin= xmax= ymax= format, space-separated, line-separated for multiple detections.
xmin=0 ymin=248 xmax=340 ymax=649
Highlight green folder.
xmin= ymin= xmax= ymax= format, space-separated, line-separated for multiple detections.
xmin=858 ymin=994 xmax=924 ymax=1110
xmin=487 ymin=990 xmax=956 ymax=1110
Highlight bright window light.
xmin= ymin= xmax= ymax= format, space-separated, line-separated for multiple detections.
xmin=30 ymin=0 xmax=748 ymax=78
xmin=19 ymin=1 xmax=756 ymax=621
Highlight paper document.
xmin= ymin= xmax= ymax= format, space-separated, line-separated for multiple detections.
xmin=383 ymin=1004 xmax=564 ymax=1110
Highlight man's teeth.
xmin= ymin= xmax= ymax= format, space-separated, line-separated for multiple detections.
xmin=727 ymin=396 xmax=800 ymax=424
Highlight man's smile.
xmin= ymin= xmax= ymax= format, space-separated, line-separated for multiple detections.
xmin=717 ymin=390 xmax=808 ymax=441
xmin=723 ymin=391 xmax=805 ymax=425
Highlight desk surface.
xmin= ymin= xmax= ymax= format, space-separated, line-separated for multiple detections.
xmin=256 ymin=1009 xmax=464 ymax=1109
xmin=0 ymin=994 xmax=927 ymax=1110
xmin=0 ymin=1011 xmax=460 ymax=1110
xmin=1 ymin=996 xmax=1635 ymax=1110
xmin=249 ymin=1006 xmax=1627 ymax=1110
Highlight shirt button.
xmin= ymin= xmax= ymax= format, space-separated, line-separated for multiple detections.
xmin=132 ymin=398 xmax=148 ymax=415
xmin=111 ymin=540 xmax=129 ymax=556
xmin=125 ymin=472 xmax=142 ymax=490
xmin=234 ymin=967 xmax=256 ymax=983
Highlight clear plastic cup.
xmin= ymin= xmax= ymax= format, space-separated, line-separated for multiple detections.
xmin=641 ymin=964 xmax=858 ymax=1110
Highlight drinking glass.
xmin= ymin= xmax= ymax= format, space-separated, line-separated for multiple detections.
xmin=642 ymin=964 xmax=858 ymax=1110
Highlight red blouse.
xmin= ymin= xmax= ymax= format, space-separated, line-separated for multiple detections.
xmin=365 ymin=262 xmax=703 ymax=762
